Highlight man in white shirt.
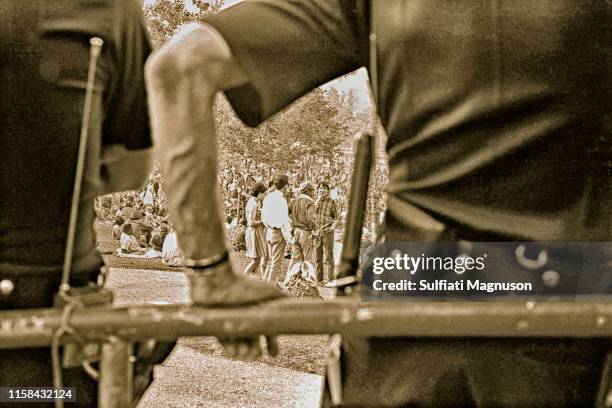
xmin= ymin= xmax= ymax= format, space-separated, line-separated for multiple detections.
xmin=261 ymin=174 xmax=292 ymax=283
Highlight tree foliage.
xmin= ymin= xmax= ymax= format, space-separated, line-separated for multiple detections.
xmin=144 ymin=0 xmax=223 ymax=48
xmin=216 ymin=87 xmax=369 ymax=173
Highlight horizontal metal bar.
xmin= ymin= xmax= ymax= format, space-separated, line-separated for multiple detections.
xmin=1 ymin=299 xmax=612 ymax=348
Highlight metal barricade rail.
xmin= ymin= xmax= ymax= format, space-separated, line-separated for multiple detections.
xmin=2 ymin=299 xmax=612 ymax=349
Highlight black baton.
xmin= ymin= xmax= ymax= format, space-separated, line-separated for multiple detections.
xmin=335 ymin=132 xmax=374 ymax=287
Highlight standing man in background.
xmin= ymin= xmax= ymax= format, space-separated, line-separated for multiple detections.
xmin=288 ymin=181 xmax=317 ymax=272
xmin=261 ymin=175 xmax=292 ymax=283
xmin=315 ymin=181 xmax=337 ymax=282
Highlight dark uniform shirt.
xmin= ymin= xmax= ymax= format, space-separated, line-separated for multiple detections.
xmin=0 ymin=0 xmax=152 ymax=277
xmin=204 ymin=0 xmax=611 ymax=241
xmin=203 ymin=6 xmax=610 ymax=405
xmin=0 ymin=2 xmax=154 ymax=405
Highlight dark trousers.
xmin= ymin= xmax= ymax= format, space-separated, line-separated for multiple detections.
xmin=324 ymin=337 xmax=606 ymax=407
xmin=0 ymin=267 xmax=175 ymax=408
xmin=323 ymin=211 xmax=609 ymax=407
xmin=316 ymin=231 xmax=334 ymax=281
xmin=0 ymin=268 xmax=101 ymax=408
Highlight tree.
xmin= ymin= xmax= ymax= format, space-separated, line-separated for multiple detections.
xmin=216 ymin=88 xmax=358 ymax=173
xmin=326 ymin=86 xmax=371 ymax=152
xmin=144 ymin=0 xmax=223 ymax=48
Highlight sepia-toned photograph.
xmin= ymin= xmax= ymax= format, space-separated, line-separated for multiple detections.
xmin=1 ymin=0 xmax=610 ymax=407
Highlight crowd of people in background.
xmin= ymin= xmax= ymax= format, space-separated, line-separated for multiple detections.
xmin=220 ymin=152 xmax=388 ymax=284
xmin=95 ymin=165 xmax=172 ymax=255
xmin=95 ymin=152 xmax=388 ymax=282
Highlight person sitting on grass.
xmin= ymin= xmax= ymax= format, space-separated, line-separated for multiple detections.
xmin=119 ymin=202 xmax=135 ymax=221
xmin=161 ymin=228 xmax=184 ymax=267
xmin=120 ymin=223 xmax=144 ymax=254
xmin=112 ymin=215 xmax=125 ymax=240
xmin=143 ymin=205 xmax=160 ymax=228
xmin=150 ymin=223 xmax=170 ymax=251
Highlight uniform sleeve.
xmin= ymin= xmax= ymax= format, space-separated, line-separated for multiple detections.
xmin=102 ymin=0 xmax=152 ymax=149
xmin=202 ymin=0 xmax=368 ymax=127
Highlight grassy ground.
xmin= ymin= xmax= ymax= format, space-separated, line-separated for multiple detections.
xmin=96 ymin=220 xmax=328 ymax=377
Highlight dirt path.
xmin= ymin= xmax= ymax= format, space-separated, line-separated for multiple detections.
xmin=140 ymin=346 xmax=323 ymax=408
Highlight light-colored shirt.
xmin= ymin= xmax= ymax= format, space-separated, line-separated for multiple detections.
xmin=120 ymin=232 xmax=142 ymax=253
xmin=261 ymin=189 xmax=292 ymax=242
xmin=143 ymin=184 xmax=155 ymax=206
xmin=162 ymin=231 xmax=184 ymax=267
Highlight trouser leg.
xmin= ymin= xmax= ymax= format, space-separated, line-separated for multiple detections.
xmin=265 ymin=229 xmax=286 ymax=283
xmin=322 ymin=231 xmax=334 ymax=280
xmin=288 ymin=230 xmax=304 ymax=271
xmin=259 ymin=256 xmax=269 ymax=278
xmin=301 ymin=230 xmax=316 ymax=266
xmin=316 ymin=241 xmax=324 ymax=281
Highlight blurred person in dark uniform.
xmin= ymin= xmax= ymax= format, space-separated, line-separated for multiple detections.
xmin=146 ymin=1 xmax=610 ymax=406
xmin=0 ymin=1 xmax=171 ymax=406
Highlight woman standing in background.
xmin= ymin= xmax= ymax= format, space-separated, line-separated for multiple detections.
xmin=243 ymin=182 xmax=268 ymax=277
